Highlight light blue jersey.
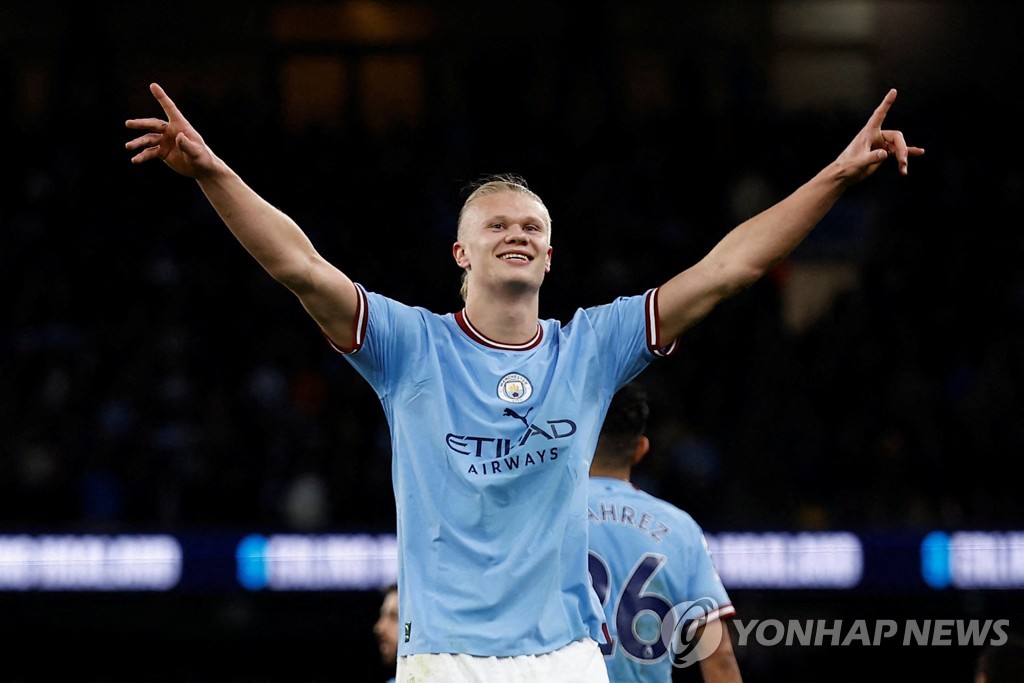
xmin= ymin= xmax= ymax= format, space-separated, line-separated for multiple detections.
xmin=588 ymin=478 xmax=734 ymax=682
xmin=335 ymin=285 xmax=675 ymax=657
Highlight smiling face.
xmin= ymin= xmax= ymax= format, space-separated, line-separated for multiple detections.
xmin=453 ymin=190 xmax=553 ymax=302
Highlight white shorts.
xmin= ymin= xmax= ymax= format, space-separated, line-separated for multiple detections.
xmin=396 ymin=637 xmax=609 ymax=683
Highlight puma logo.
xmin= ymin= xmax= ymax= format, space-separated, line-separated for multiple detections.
xmin=502 ymin=407 xmax=534 ymax=428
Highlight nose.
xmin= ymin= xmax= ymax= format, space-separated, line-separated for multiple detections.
xmin=505 ymin=225 xmax=529 ymax=243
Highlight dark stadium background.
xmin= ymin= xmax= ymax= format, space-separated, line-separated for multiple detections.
xmin=2 ymin=1 xmax=1023 ymax=680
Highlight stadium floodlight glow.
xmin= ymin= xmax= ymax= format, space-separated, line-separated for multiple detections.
xmin=236 ymin=533 xmax=398 ymax=591
xmin=705 ymin=532 xmax=863 ymax=589
xmin=0 ymin=534 xmax=182 ymax=591
xmin=922 ymin=531 xmax=1024 ymax=589
xmin=8 ymin=529 xmax=1023 ymax=593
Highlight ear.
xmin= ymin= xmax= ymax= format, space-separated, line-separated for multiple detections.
xmin=631 ymin=435 xmax=650 ymax=467
xmin=453 ymin=242 xmax=470 ymax=269
xmin=545 ymin=245 xmax=553 ymax=273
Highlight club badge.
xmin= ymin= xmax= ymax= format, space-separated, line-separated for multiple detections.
xmin=497 ymin=372 xmax=532 ymax=403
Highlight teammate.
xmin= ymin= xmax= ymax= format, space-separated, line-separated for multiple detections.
xmin=588 ymin=383 xmax=741 ymax=682
xmin=374 ymin=584 xmax=399 ymax=683
xmin=975 ymin=633 xmax=1024 ymax=683
xmin=125 ymin=83 xmax=921 ymax=682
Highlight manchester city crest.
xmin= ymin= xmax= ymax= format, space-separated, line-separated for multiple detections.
xmin=497 ymin=372 xmax=532 ymax=403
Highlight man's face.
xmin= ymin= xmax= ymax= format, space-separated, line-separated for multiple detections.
xmin=373 ymin=589 xmax=400 ymax=666
xmin=453 ymin=192 xmax=553 ymax=297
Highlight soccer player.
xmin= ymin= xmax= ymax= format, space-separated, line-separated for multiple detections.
xmin=588 ymin=382 xmax=741 ymax=682
xmin=374 ymin=584 xmax=399 ymax=683
xmin=125 ymin=83 xmax=921 ymax=682
xmin=975 ymin=633 xmax=1024 ymax=683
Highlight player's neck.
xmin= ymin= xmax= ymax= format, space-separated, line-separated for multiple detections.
xmin=589 ymin=463 xmax=631 ymax=482
xmin=463 ymin=292 xmax=540 ymax=345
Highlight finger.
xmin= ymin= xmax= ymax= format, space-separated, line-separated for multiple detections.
xmin=884 ymin=130 xmax=911 ymax=174
xmin=864 ymin=88 xmax=898 ymax=131
xmin=175 ymin=131 xmax=200 ymax=158
xmin=124 ymin=132 xmax=164 ymax=151
xmin=150 ymin=82 xmax=186 ymax=122
xmin=129 ymin=146 xmax=162 ymax=164
xmin=881 ymin=130 xmax=926 ymax=175
xmin=125 ymin=117 xmax=169 ymax=131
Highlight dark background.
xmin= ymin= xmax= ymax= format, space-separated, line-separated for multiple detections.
xmin=2 ymin=1 xmax=1023 ymax=680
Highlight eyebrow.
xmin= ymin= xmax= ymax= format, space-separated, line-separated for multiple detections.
xmin=484 ymin=214 xmax=549 ymax=229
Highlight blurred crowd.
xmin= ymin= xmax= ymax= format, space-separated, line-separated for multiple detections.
xmin=2 ymin=7 xmax=1023 ymax=538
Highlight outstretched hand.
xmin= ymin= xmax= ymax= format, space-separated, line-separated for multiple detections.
xmin=836 ymin=88 xmax=925 ymax=184
xmin=125 ymin=83 xmax=215 ymax=178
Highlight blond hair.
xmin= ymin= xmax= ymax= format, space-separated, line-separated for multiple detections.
xmin=456 ymin=174 xmax=551 ymax=301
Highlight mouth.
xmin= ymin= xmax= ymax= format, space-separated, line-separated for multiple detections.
xmin=498 ymin=252 xmax=533 ymax=262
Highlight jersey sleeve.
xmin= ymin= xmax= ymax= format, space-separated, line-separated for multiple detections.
xmin=573 ymin=289 xmax=678 ymax=396
xmin=684 ymin=523 xmax=736 ymax=624
xmin=324 ymin=286 xmax=427 ymax=398
xmin=321 ymin=281 xmax=370 ymax=354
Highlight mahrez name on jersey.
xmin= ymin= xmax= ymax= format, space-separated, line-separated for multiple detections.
xmin=588 ymin=502 xmax=671 ymax=542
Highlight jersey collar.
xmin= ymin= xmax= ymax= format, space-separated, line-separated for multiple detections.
xmin=455 ymin=309 xmax=543 ymax=350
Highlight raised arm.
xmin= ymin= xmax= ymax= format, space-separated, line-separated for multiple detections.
xmin=124 ymin=82 xmax=360 ymax=349
xmin=656 ymin=88 xmax=925 ymax=343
